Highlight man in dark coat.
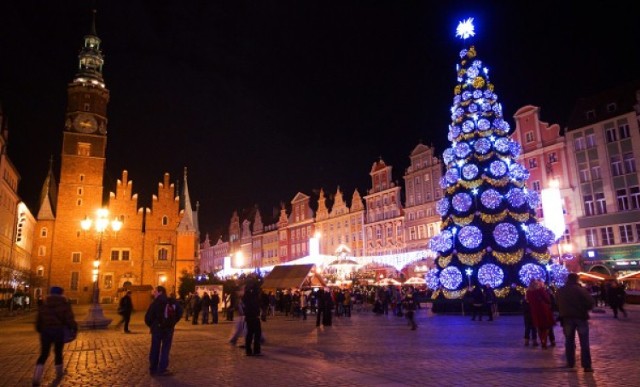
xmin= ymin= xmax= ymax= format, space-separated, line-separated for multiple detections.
xmin=556 ymin=273 xmax=595 ymax=372
xmin=607 ymin=281 xmax=627 ymax=318
xmin=211 ymin=290 xmax=220 ymax=324
xmin=242 ymin=282 xmax=262 ymax=356
xmin=116 ymin=290 xmax=134 ymax=333
xmin=144 ymin=286 xmax=183 ymax=376
xmin=201 ymin=292 xmax=211 ymax=324
xmin=33 ymin=286 xmax=78 ymax=386
xmin=322 ymin=288 xmax=334 ymax=326
xmin=190 ymin=293 xmax=201 ymax=325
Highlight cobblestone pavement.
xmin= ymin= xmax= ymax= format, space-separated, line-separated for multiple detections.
xmin=1 ymin=303 xmax=638 ymax=387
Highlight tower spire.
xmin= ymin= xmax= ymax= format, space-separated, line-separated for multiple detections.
xmin=178 ymin=167 xmax=197 ymax=232
xmin=74 ymin=8 xmax=105 ymax=87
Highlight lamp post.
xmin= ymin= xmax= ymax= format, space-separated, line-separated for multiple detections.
xmin=79 ymin=209 xmax=122 ymax=329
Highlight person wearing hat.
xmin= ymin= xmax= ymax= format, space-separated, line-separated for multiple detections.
xmin=32 ymin=286 xmax=78 ymax=386
xmin=556 ymin=273 xmax=595 ymax=373
xmin=116 ymin=290 xmax=134 ymax=333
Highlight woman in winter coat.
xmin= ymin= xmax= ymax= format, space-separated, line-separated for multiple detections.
xmin=525 ymin=279 xmax=555 ymax=348
xmin=33 ymin=286 xmax=78 ymax=386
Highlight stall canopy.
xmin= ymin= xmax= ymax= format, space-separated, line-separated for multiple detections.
xmin=578 ymin=271 xmax=617 ymax=282
xmin=262 ymin=264 xmax=326 ymax=290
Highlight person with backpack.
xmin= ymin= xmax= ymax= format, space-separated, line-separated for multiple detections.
xmin=145 ymin=286 xmax=183 ymax=377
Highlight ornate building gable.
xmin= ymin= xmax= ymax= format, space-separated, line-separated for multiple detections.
xmin=229 ymin=210 xmax=240 ymax=243
xmin=143 ymin=173 xmax=179 ymax=269
xmin=253 ymin=207 xmax=264 ymax=234
xmin=315 ymin=189 xmax=329 ymax=221
xmin=108 ymin=170 xmax=143 ymax=228
xmin=350 ymin=189 xmax=364 ymax=212
xmin=330 ymin=187 xmax=348 ymax=217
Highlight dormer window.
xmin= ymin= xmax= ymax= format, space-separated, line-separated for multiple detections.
xmin=586 ymin=110 xmax=596 ymax=120
xmin=607 ymin=103 xmax=616 ymax=113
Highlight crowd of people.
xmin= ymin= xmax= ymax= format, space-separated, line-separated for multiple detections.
xmin=26 ymin=272 xmax=631 ymax=383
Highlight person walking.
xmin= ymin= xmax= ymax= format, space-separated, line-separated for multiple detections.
xmin=116 ymin=290 xmax=134 ymax=333
xmin=402 ymin=291 xmax=418 ymax=330
xmin=470 ymin=285 xmax=485 ymax=321
xmin=242 ymin=281 xmax=262 ymax=356
xmin=144 ymin=286 xmax=183 ymax=376
xmin=229 ymin=288 xmax=245 ymax=345
xmin=525 ymin=279 xmax=555 ymax=348
xmin=211 ymin=290 xmax=220 ymax=324
xmin=607 ymin=281 xmax=628 ymax=319
xmin=32 ymin=286 xmax=78 ymax=386
xmin=556 ymin=273 xmax=595 ymax=372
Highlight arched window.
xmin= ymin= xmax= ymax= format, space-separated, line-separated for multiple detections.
xmin=36 ymin=265 xmax=44 ymax=277
xmin=40 ymin=227 xmax=48 ymax=238
xmin=158 ymin=248 xmax=168 ymax=261
xmin=162 ymin=216 xmax=168 ymax=226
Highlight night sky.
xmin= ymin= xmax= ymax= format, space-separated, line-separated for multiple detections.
xmin=1 ymin=1 xmax=639 ymax=239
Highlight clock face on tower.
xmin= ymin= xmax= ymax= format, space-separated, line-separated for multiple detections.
xmin=73 ymin=113 xmax=98 ymax=133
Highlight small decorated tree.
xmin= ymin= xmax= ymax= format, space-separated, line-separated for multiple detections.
xmin=428 ymin=18 xmax=557 ymax=299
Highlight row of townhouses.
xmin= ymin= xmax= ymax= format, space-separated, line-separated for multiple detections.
xmin=200 ymin=82 xmax=640 ymax=279
xmin=0 ymin=11 xmax=639 ymax=305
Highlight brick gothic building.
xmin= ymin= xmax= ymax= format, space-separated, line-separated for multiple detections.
xmin=30 ymin=12 xmax=199 ymax=303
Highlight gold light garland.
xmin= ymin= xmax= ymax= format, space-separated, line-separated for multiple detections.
xmin=493 ymin=286 xmax=511 ymax=298
xmin=492 ymin=249 xmax=523 ymax=265
xmin=530 ymin=251 xmax=551 ymax=264
xmin=485 ymin=176 xmax=510 ymax=187
xmin=452 ymin=213 xmax=475 ymax=226
xmin=476 ymin=152 xmax=496 ymax=162
xmin=438 ymin=254 xmax=452 ymax=268
xmin=509 ymin=211 xmax=530 ymax=222
xmin=481 ymin=210 xmax=507 ymax=224
xmin=443 ymin=289 xmax=468 ymax=299
xmin=454 ymin=85 xmax=461 ymax=95
xmin=457 ymin=250 xmax=485 ymax=265
xmin=487 ymin=82 xmax=494 ymax=91
xmin=459 ymin=178 xmax=483 ymax=189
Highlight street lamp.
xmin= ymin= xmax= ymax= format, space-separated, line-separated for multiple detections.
xmin=465 ymin=267 xmax=473 ymax=290
xmin=78 ymin=208 xmax=122 ymax=329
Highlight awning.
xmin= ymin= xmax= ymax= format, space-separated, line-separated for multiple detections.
xmin=578 ymin=271 xmax=616 ymax=282
xmin=262 ymin=264 xmax=326 ymax=290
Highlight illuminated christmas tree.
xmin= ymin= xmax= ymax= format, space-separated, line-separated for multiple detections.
xmin=427 ymin=18 xmax=557 ymax=299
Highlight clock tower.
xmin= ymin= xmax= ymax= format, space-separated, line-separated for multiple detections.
xmin=49 ymin=9 xmax=111 ymax=300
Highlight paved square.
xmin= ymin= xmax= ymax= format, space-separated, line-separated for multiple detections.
xmin=1 ymin=304 xmax=638 ymax=386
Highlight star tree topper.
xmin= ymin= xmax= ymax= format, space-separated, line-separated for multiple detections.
xmin=456 ymin=18 xmax=475 ymax=40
